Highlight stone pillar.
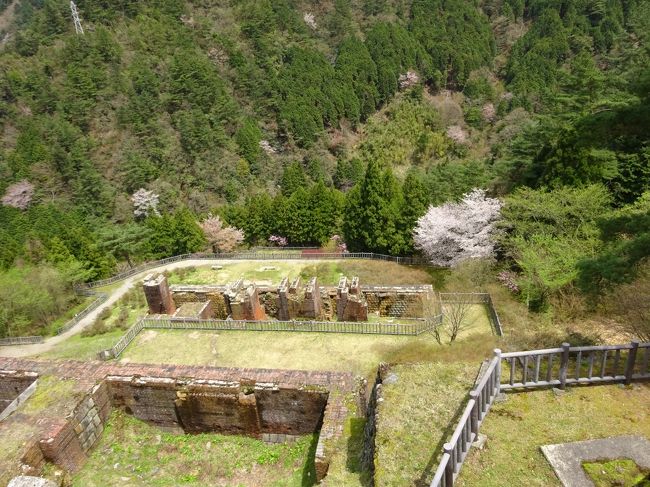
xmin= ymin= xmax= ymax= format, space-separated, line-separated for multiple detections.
xmin=302 ymin=277 xmax=322 ymax=319
xmin=224 ymin=278 xmax=244 ymax=317
xmin=143 ymin=274 xmax=176 ymax=315
xmin=336 ymin=277 xmax=348 ymax=321
xmin=244 ymin=285 xmax=266 ymax=320
xmin=289 ymin=277 xmax=301 ymax=295
xmin=229 ymin=283 xmax=266 ymax=321
xmin=277 ymin=277 xmax=290 ymax=320
xmin=349 ymin=276 xmax=360 ymax=295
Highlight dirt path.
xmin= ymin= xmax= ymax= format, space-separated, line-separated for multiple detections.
xmin=0 ymin=259 xmax=252 ymax=358
xmin=0 ymin=0 xmax=19 ymax=34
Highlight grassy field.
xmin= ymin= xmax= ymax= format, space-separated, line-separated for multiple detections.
xmin=167 ymin=260 xmax=442 ymax=287
xmin=38 ymin=260 xmax=468 ymax=366
xmin=72 ymin=411 xmax=318 ymax=487
xmin=118 ymin=305 xmax=494 ymax=378
xmin=374 ymin=362 xmax=479 ymax=486
xmin=458 ymin=384 xmax=650 ymax=486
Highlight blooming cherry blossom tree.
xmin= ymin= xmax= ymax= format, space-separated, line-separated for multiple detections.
xmin=398 ymin=71 xmax=420 ymax=89
xmin=131 ymin=188 xmax=160 ymax=218
xmin=414 ymin=189 xmax=502 ymax=266
xmin=446 ymin=125 xmax=468 ymax=144
xmin=269 ymin=235 xmax=288 ymax=247
xmin=303 ymin=12 xmax=317 ymax=29
xmin=2 ymin=180 xmax=34 ymax=210
xmin=200 ymin=214 xmax=245 ymax=253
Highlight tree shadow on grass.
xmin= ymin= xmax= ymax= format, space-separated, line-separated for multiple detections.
xmin=347 ymin=416 xmax=372 ymax=486
xmin=414 ymin=393 xmax=473 ymax=487
xmin=301 ymin=432 xmax=319 ymax=486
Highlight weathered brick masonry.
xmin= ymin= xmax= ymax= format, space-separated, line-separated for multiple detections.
xmin=0 ymin=358 xmax=356 ymax=481
xmin=159 ymin=274 xmax=434 ymax=321
xmin=0 ymin=370 xmax=37 ymax=410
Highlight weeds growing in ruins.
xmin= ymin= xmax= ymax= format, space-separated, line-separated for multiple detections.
xmin=72 ymin=410 xmax=318 ymax=487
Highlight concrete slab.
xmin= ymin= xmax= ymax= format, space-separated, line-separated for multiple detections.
xmin=541 ymin=435 xmax=650 ymax=487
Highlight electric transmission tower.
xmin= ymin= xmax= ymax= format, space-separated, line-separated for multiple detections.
xmin=70 ymin=1 xmax=84 ymax=35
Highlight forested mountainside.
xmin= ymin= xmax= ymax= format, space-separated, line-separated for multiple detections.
xmin=0 ymin=0 xmax=649 ymax=337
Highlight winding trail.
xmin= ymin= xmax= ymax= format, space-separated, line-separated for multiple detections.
xmin=0 ymin=259 xmax=254 ymax=358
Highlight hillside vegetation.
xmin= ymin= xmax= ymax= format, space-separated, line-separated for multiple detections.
xmin=1 ymin=0 xmax=649 ymax=337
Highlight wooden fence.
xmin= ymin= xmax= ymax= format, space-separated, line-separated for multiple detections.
xmin=100 ymin=314 xmax=444 ymax=360
xmin=439 ymin=292 xmax=504 ymax=337
xmin=430 ymin=341 xmax=650 ymax=487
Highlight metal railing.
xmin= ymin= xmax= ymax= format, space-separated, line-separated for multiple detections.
xmin=0 ymin=336 xmax=45 ymax=346
xmin=0 ymin=290 xmax=108 ymax=346
xmin=55 ymin=292 xmax=108 ymax=335
xmin=100 ymin=314 xmax=444 ymax=360
xmin=430 ymin=341 xmax=650 ymax=487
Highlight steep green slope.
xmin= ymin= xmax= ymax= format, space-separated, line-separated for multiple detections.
xmin=0 ymin=0 xmax=649 ymax=337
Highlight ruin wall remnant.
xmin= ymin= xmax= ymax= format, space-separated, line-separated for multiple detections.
xmin=143 ymin=274 xmax=176 ymax=315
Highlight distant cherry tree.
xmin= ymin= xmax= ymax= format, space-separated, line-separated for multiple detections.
xmin=414 ymin=189 xmax=502 ymax=266
xmin=2 ymin=180 xmax=34 ymax=210
xmin=131 ymin=188 xmax=160 ymax=218
xmin=269 ymin=235 xmax=288 ymax=247
xmin=399 ymin=71 xmax=420 ymax=90
xmin=446 ymin=125 xmax=468 ymax=144
xmin=200 ymin=214 xmax=244 ymax=253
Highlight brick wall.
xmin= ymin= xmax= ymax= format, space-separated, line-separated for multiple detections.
xmin=35 ymin=381 xmax=111 ymax=473
xmin=167 ymin=280 xmax=433 ymax=321
xmin=0 ymin=371 xmax=38 ymax=410
xmin=0 ymin=358 xmax=354 ymax=481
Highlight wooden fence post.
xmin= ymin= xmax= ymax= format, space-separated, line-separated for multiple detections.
xmin=469 ymin=392 xmax=479 ymax=435
xmin=443 ymin=443 xmax=454 ymax=487
xmin=559 ymin=343 xmax=570 ymax=390
xmin=625 ymin=341 xmax=639 ymax=385
xmin=494 ymin=349 xmax=502 ymax=395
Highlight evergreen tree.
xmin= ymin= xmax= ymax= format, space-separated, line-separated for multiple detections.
xmin=343 ymin=160 xmax=402 ymax=253
xmin=400 ymin=171 xmax=429 ymax=253
xmin=280 ymin=161 xmax=308 ymax=196
xmin=235 ymin=119 xmax=263 ymax=174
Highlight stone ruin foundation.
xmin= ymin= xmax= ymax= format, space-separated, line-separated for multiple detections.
xmin=143 ymin=273 xmax=435 ymax=322
xmin=0 ymin=358 xmax=358 ymax=483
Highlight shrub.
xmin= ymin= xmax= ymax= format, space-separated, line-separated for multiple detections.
xmin=82 ymin=318 xmax=108 ymax=337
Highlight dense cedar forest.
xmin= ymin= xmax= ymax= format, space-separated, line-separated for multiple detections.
xmin=0 ymin=0 xmax=649 ymax=337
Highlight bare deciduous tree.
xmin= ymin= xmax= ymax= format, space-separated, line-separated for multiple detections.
xmin=605 ymin=263 xmax=650 ymax=342
xmin=200 ymin=214 xmax=244 ymax=253
xmin=442 ymin=294 xmax=474 ymax=343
